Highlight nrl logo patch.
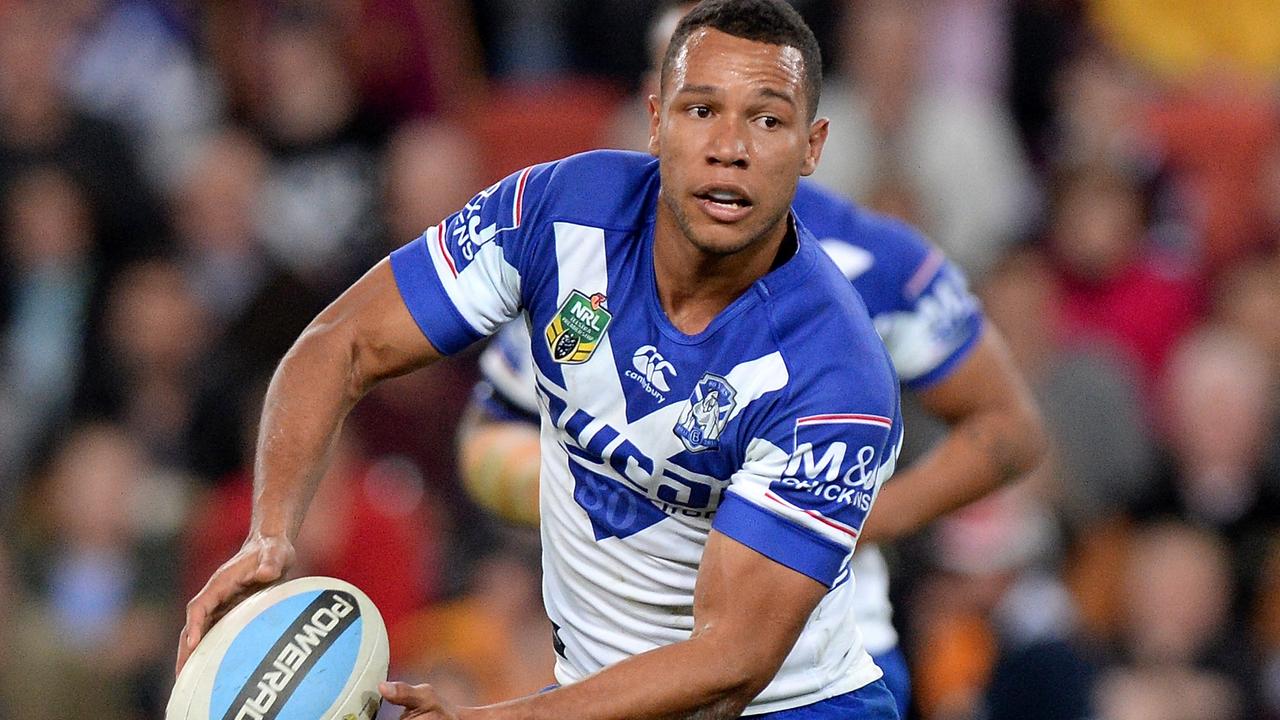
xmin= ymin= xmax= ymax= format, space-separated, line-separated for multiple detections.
xmin=674 ymin=373 xmax=737 ymax=452
xmin=545 ymin=290 xmax=612 ymax=364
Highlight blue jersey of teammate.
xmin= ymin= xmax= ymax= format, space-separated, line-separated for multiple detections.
xmin=391 ymin=150 xmax=903 ymax=714
xmin=474 ymin=171 xmax=986 ymax=718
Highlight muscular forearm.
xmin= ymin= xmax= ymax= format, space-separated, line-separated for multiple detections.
xmin=382 ymin=534 xmax=823 ymax=720
xmin=469 ymin=633 xmax=763 ymax=720
xmin=178 ymin=261 xmax=441 ymax=674
xmin=251 ymin=319 xmax=365 ymax=540
xmin=860 ymin=397 xmax=1044 ymax=543
xmin=250 ymin=260 xmax=440 ymax=540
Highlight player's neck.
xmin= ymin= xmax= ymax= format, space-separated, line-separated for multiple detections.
xmin=652 ymin=211 xmax=792 ymax=336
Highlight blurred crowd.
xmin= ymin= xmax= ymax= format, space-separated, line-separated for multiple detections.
xmin=0 ymin=1 xmax=1277 ymax=719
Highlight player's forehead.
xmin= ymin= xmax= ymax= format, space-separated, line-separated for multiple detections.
xmin=667 ymin=27 xmax=806 ymax=104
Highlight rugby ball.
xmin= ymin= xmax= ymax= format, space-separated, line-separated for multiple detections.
xmin=167 ymin=576 xmax=388 ymax=720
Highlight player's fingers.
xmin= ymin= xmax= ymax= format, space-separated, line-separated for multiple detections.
xmin=176 ymin=540 xmax=295 ymax=677
xmin=185 ymin=590 xmax=211 ymax=644
xmin=176 ymin=582 xmax=221 ymax=674
xmin=175 ymin=624 xmax=196 ymax=675
xmin=182 ymin=550 xmax=260 ymax=652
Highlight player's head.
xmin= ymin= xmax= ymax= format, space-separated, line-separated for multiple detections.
xmin=659 ymin=0 xmax=822 ymax=121
xmin=649 ymin=0 xmax=828 ymax=257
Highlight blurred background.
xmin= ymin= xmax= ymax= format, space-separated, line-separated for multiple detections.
xmin=0 ymin=0 xmax=1277 ymax=718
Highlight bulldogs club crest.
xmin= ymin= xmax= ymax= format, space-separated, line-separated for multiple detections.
xmin=545 ymin=290 xmax=612 ymax=364
xmin=674 ymin=373 xmax=738 ymax=452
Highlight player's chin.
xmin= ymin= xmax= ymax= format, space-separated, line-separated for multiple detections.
xmin=686 ymin=225 xmax=759 ymax=256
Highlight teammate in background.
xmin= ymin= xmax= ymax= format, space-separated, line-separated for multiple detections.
xmin=181 ymin=2 xmax=907 ymax=718
xmin=459 ymin=2 xmax=1048 ymax=716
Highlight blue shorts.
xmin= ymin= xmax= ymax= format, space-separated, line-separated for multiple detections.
xmin=872 ymin=647 xmax=911 ymax=719
xmin=752 ymin=678 xmax=899 ymax=719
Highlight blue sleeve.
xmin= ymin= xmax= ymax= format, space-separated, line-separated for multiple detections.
xmin=388 ymin=162 xmax=555 ymax=355
xmin=874 ymin=252 xmax=985 ymax=389
xmin=795 ymin=181 xmax=985 ymax=389
xmin=714 ymin=296 xmax=904 ymax=587
xmin=715 ymin=403 xmax=903 ymax=587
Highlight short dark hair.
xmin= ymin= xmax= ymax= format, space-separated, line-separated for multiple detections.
xmin=660 ymin=0 xmax=823 ymax=120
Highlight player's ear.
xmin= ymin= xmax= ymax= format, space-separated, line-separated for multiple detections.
xmin=801 ymin=117 xmax=829 ymax=177
xmin=647 ymin=94 xmax=661 ymax=157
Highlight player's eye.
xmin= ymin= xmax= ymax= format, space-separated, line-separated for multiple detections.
xmin=689 ymin=105 xmax=712 ymax=119
xmin=756 ymin=116 xmax=780 ymax=130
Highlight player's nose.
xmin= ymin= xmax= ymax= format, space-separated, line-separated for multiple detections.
xmin=705 ymin=117 xmax=749 ymax=169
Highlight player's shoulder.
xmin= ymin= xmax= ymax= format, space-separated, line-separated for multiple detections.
xmin=762 ymin=233 xmax=899 ymax=402
xmin=793 ymin=181 xmax=937 ymax=311
xmin=530 ymin=149 xmax=659 ymax=230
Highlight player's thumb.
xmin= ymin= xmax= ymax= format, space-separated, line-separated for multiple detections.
xmin=379 ymin=681 xmax=410 ymax=704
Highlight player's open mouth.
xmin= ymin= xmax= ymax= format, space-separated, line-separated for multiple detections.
xmin=694 ymin=186 xmax=754 ymax=222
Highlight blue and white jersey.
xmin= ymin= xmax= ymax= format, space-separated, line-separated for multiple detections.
xmin=791 ymin=181 xmax=983 ymax=656
xmin=477 ymin=176 xmax=985 ymax=658
xmin=391 ymin=150 xmax=904 ymax=714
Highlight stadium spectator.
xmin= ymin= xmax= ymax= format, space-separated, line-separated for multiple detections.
xmin=0 ymin=165 xmax=97 ymax=493
xmin=907 ymin=485 xmax=1092 ymax=720
xmin=172 ymin=128 xmax=271 ymax=327
xmin=168 ymin=128 xmax=335 ymax=482
xmin=1128 ymin=328 xmax=1280 ymax=618
xmin=1095 ymin=522 xmax=1253 ymax=720
xmin=1212 ymin=253 xmax=1280 ymax=381
xmin=3 ymin=422 xmax=187 ymax=719
xmin=979 ymin=248 xmax=1153 ymax=528
xmin=382 ymin=120 xmax=485 ymax=252
xmin=349 ymin=119 xmax=496 ymax=587
xmin=74 ymin=259 xmax=218 ymax=473
xmin=0 ymin=2 xmax=169 ymax=279
xmin=1047 ymin=162 xmax=1203 ymax=392
xmin=62 ymin=0 xmax=222 ymax=188
xmin=334 ymin=0 xmax=485 ymax=127
xmin=239 ymin=11 xmax=383 ymax=291
xmin=206 ymin=0 xmax=482 ymax=126
xmin=813 ymin=0 xmax=1036 ymax=279
xmin=1049 ymin=46 xmax=1157 ymax=174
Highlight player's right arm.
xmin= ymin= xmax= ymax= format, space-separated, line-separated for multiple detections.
xmin=178 ymin=160 xmax=554 ymax=674
xmin=177 ymin=260 xmax=442 ymax=674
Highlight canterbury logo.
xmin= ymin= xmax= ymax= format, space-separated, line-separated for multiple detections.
xmin=631 ymin=345 xmax=677 ymax=393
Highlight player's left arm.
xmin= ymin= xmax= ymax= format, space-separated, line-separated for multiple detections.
xmin=381 ymin=530 xmax=826 ymax=720
xmin=859 ymin=324 xmax=1047 ymax=543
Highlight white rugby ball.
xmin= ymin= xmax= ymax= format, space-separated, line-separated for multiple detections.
xmin=168 ymin=576 xmax=388 ymax=720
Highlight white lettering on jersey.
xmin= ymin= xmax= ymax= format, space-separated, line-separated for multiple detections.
xmin=627 ymin=345 xmax=677 ymax=400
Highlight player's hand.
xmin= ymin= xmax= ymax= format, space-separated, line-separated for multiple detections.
xmin=380 ymin=681 xmax=465 ymax=720
xmin=176 ymin=533 xmax=295 ymax=675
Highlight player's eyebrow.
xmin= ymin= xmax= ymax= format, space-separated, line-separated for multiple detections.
xmin=675 ymin=84 xmax=797 ymax=107
xmin=675 ymin=83 xmax=718 ymax=97
xmin=754 ymin=86 xmax=797 ymax=107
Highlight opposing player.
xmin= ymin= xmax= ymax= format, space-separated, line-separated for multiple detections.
xmin=459 ymin=3 xmax=1048 ymax=716
xmin=180 ymin=2 xmax=905 ymax=717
